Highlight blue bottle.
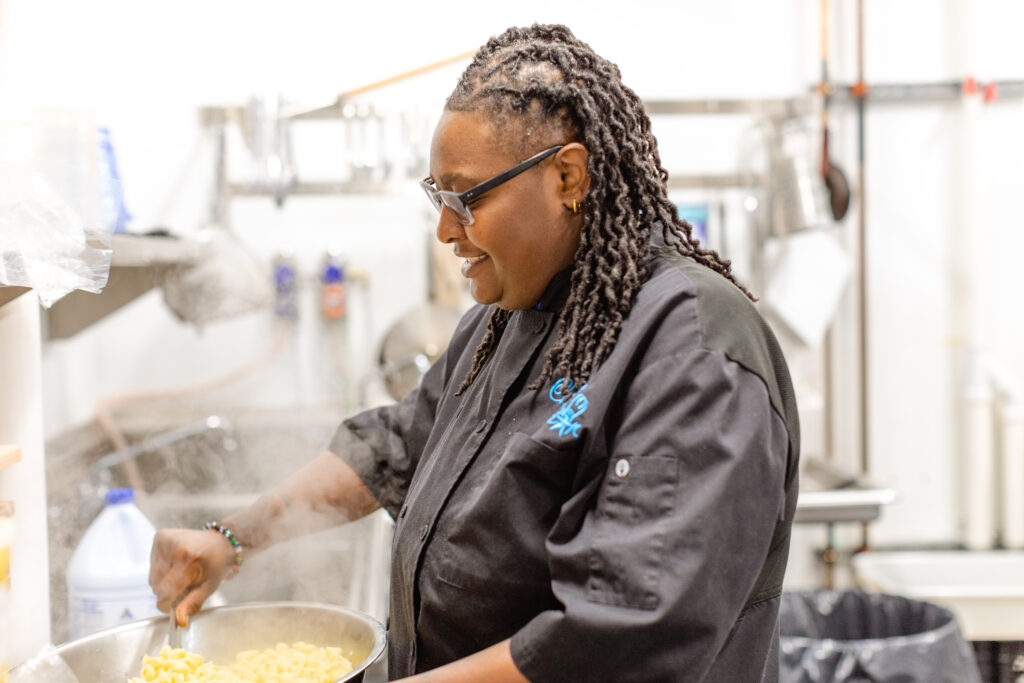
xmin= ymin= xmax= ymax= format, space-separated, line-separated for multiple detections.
xmin=273 ymin=252 xmax=298 ymax=319
xmin=97 ymin=127 xmax=131 ymax=233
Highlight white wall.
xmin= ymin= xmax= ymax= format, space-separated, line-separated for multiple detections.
xmin=1 ymin=0 xmax=815 ymax=428
xmin=0 ymin=294 xmax=51 ymax=665
xmin=3 ymin=0 xmax=1024 ymax=609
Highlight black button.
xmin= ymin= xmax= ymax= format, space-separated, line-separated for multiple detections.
xmin=398 ymin=507 xmax=407 ymax=519
xmin=532 ymin=318 xmax=547 ymax=334
xmin=474 ymin=419 xmax=487 ymax=434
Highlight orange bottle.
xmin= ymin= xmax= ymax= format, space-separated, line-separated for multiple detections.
xmin=320 ymin=254 xmax=346 ymax=320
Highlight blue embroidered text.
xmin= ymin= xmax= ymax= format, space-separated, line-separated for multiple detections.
xmin=547 ymin=379 xmax=589 ymax=438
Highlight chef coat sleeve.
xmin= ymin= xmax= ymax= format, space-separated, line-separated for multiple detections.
xmin=510 ymin=347 xmax=792 ymax=682
xmin=327 ymin=306 xmax=487 ymax=518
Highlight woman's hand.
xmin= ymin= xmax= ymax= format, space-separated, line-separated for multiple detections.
xmin=149 ymin=528 xmax=236 ymax=627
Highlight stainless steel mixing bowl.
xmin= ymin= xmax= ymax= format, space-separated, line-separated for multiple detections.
xmin=14 ymin=601 xmax=386 ymax=682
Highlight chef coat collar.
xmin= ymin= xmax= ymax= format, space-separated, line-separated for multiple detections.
xmin=649 ymin=221 xmax=673 ymax=255
xmin=532 ymin=266 xmax=573 ymax=313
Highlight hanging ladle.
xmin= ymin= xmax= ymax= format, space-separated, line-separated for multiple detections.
xmin=820 ymin=0 xmax=852 ymax=221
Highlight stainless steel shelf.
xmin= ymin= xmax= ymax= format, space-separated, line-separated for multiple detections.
xmin=4 ymin=234 xmax=198 ymax=323
xmin=109 ymin=233 xmax=201 ymax=267
xmin=227 ymin=180 xmax=390 ymax=197
xmin=665 ymin=173 xmax=764 ymax=190
xmin=44 ymin=233 xmax=200 ymax=339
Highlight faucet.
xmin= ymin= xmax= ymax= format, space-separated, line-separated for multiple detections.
xmin=89 ymin=415 xmax=238 ymax=486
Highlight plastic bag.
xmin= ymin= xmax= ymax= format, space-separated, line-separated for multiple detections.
xmin=0 ymin=116 xmax=113 ymax=308
xmin=780 ymin=590 xmax=981 ymax=683
xmin=9 ymin=644 xmax=80 ymax=683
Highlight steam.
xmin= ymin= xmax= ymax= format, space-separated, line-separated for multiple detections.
xmin=135 ymin=405 xmax=391 ymax=622
xmin=47 ymin=400 xmax=393 ymax=643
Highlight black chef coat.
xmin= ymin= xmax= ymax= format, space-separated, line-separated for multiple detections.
xmin=330 ymin=245 xmax=800 ymax=682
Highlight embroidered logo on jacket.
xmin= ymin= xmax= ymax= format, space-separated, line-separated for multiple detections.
xmin=547 ymin=378 xmax=589 ymax=438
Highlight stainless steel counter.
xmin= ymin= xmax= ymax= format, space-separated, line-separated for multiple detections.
xmin=795 ymin=458 xmax=895 ymax=524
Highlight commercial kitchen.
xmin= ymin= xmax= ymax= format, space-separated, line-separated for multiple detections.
xmin=2 ymin=2 xmax=1023 ymax=681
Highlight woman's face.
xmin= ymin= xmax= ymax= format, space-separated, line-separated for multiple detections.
xmin=428 ymin=110 xmax=584 ymax=310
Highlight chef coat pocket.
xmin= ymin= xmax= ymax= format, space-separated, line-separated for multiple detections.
xmin=427 ymin=555 xmax=557 ymax=639
xmin=587 ymin=454 xmax=678 ymax=610
xmin=503 ymin=431 xmax=578 ymax=499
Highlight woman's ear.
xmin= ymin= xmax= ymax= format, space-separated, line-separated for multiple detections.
xmin=556 ymin=142 xmax=590 ymax=208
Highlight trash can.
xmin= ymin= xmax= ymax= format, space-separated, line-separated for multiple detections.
xmin=780 ymin=590 xmax=981 ymax=683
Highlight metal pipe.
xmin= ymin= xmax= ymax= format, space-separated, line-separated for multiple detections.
xmin=643 ymin=98 xmax=814 ymax=117
xmin=279 ymin=48 xmax=480 ymax=121
xmin=980 ymin=354 xmax=1024 ymax=549
xmin=210 ymin=117 xmax=229 ymax=226
xmin=828 ymin=79 xmax=1024 ymax=104
xmin=964 ymin=353 xmax=997 ymax=549
xmin=821 ymin=0 xmax=836 ymax=469
xmin=856 ymin=0 xmax=870 ymax=550
xmin=1000 ymin=401 xmax=1024 ymax=549
xmin=227 ymin=174 xmax=768 ymax=198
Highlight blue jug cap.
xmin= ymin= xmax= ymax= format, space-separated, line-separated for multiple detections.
xmin=105 ymin=488 xmax=135 ymax=505
xmin=323 ymin=262 xmax=343 ymax=283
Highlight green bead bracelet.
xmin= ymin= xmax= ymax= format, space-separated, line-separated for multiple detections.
xmin=204 ymin=521 xmax=243 ymax=580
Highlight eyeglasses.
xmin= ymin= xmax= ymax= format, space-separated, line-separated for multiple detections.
xmin=420 ymin=145 xmax=564 ymax=226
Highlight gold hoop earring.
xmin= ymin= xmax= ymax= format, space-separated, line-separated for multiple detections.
xmin=571 ymin=199 xmax=580 ymax=215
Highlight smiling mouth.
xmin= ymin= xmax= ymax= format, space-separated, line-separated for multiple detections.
xmin=461 ymin=253 xmax=490 ymax=276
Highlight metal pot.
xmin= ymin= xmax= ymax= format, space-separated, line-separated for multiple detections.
xmin=13 ymin=601 xmax=385 ymax=682
xmin=377 ymin=302 xmax=463 ymax=402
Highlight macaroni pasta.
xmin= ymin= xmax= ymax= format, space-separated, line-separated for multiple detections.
xmin=128 ymin=642 xmax=353 ymax=683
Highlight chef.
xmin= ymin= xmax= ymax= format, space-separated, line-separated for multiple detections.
xmin=150 ymin=23 xmax=800 ymax=682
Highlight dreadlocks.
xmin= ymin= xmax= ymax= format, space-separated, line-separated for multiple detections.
xmin=451 ymin=24 xmax=753 ymax=395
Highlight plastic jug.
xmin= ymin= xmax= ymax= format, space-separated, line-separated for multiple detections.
xmin=66 ymin=489 xmax=161 ymax=640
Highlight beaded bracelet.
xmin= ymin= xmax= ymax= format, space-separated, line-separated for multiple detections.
xmin=203 ymin=521 xmax=243 ymax=581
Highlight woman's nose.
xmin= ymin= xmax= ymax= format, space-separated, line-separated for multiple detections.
xmin=435 ymin=206 xmax=465 ymax=244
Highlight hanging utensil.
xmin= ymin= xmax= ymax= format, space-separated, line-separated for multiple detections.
xmin=279 ymin=48 xmax=480 ymax=120
xmin=820 ymin=0 xmax=852 ymax=221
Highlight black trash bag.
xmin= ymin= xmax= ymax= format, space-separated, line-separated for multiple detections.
xmin=780 ymin=590 xmax=981 ymax=683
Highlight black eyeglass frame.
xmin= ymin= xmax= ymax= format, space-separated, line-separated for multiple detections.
xmin=420 ymin=144 xmax=565 ymax=225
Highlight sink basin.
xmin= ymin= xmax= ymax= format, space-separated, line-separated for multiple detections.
xmin=852 ymin=550 xmax=1024 ymax=640
xmin=795 ymin=458 xmax=895 ymax=524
